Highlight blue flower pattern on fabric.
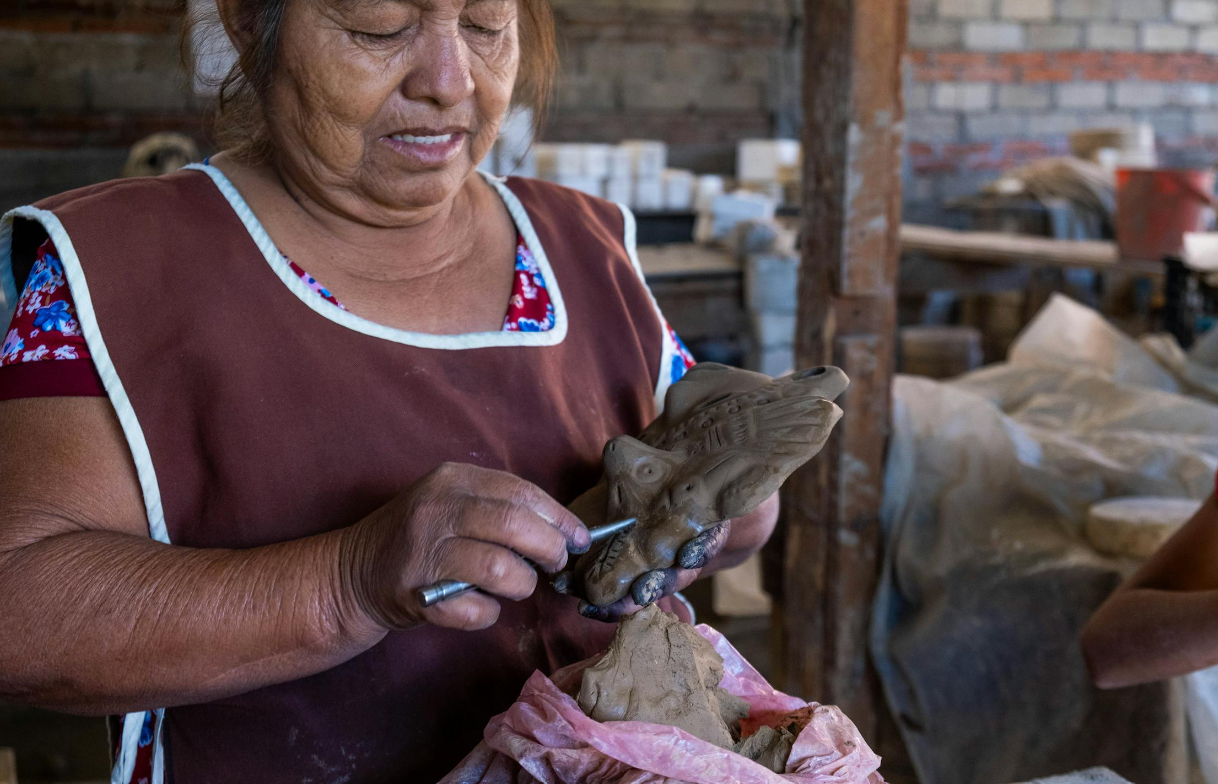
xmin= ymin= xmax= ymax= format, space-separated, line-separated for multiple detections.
xmin=138 ymin=712 xmax=154 ymax=747
xmin=33 ymin=300 xmax=74 ymax=332
xmin=668 ymin=328 xmax=696 ymax=384
xmin=670 ymin=352 xmax=688 ymax=385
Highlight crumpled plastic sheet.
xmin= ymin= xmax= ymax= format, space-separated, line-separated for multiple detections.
xmin=440 ymin=623 xmax=883 ymax=784
xmin=873 ymin=294 xmax=1218 ymax=784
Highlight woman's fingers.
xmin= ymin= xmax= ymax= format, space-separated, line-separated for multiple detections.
xmin=575 ymin=525 xmax=731 ymax=622
xmin=421 ymin=591 xmax=502 ymax=631
xmin=453 ymin=496 xmax=573 ymax=574
xmin=579 ymin=566 xmax=702 ymax=622
xmin=446 ymin=465 xmax=591 ymax=553
xmin=677 ymin=522 xmax=731 ymax=570
xmin=436 ymin=538 xmax=539 ymax=601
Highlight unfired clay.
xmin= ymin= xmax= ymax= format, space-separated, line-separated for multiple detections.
xmin=577 ymin=604 xmax=800 ymax=774
xmin=570 ymin=363 xmax=849 ymax=607
xmin=577 ymin=605 xmax=749 ymax=749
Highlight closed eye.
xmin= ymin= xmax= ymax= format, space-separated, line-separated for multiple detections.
xmin=462 ymin=22 xmax=503 ymax=36
xmin=351 ymin=27 xmax=411 ymax=42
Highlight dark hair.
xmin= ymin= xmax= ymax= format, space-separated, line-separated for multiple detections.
xmin=185 ymin=1 xmax=557 ymax=159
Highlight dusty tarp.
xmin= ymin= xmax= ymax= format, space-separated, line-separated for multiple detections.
xmin=873 ymin=295 xmax=1218 ymax=784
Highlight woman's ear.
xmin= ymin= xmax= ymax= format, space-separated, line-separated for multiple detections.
xmin=213 ymin=0 xmax=255 ymax=57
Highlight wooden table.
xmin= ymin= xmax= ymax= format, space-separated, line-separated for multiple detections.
xmin=898 ymin=224 xmax=1162 ymax=296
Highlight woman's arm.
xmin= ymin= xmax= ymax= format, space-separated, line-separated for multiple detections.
xmin=1081 ymin=495 xmax=1218 ymax=689
xmin=0 ymin=398 xmax=587 ymax=715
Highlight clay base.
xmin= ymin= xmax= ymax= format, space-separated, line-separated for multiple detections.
xmin=577 ymin=606 xmax=793 ymax=773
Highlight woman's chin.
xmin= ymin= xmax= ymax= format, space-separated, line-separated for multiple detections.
xmin=358 ymin=165 xmax=473 ymax=220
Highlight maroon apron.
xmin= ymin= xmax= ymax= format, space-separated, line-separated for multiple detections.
xmin=19 ymin=169 xmax=683 ymax=782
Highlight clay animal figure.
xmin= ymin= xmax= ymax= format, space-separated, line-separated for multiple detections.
xmin=568 ymin=363 xmax=848 ymax=609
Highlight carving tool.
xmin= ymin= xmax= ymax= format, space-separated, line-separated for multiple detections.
xmin=415 ymin=517 xmax=637 ymax=608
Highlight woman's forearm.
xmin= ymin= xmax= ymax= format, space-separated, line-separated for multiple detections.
xmin=0 ymin=527 xmax=383 ymax=715
xmin=1081 ymin=588 xmax=1218 ymax=689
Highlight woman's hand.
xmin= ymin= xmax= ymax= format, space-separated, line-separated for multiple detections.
xmin=570 ymin=493 xmax=780 ymax=622
xmin=572 ymin=522 xmax=732 ymax=622
xmin=339 ymin=463 xmax=592 ymax=635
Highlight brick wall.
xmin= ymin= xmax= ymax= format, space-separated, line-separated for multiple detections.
xmin=0 ymin=0 xmax=202 ymax=210
xmin=906 ymin=0 xmax=1218 ymax=224
xmin=0 ymin=0 xmax=800 ymax=211
xmin=545 ymin=0 xmax=801 ymax=172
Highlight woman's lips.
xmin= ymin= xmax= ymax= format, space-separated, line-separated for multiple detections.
xmin=379 ymin=131 xmax=466 ymax=167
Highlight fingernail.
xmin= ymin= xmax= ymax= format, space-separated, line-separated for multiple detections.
xmin=632 ymin=571 xmax=667 ymax=607
xmin=552 ymin=571 xmax=573 ymax=594
xmin=678 ymin=540 xmax=706 ymax=570
xmin=571 ymin=523 xmax=592 ymax=554
xmin=578 ymin=600 xmax=600 ymax=618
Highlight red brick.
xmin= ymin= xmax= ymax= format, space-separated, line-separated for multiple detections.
xmin=916 ymin=65 xmax=960 ymax=81
xmin=1136 ymin=64 xmax=1183 ymax=81
xmin=1001 ymin=140 xmax=1051 ymax=155
xmin=1021 ymin=67 xmax=1075 ymax=82
xmin=1110 ymin=52 xmax=1150 ymax=66
xmin=998 ymin=52 xmax=1048 ymax=67
xmin=908 ymin=141 xmax=936 ymax=156
xmin=968 ymin=158 xmax=1006 ymax=171
xmin=1163 ymin=53 xmax=1208 ymax=69
xmin=939 ymin=52 xmax=991 ymax=67
xmin=1083 ymin=67 xmax=1131 ymax=80
xmin=908 ymin=50 xmax=932 ymax=65
xmin=1185 ymin=64 xmax=1218 ymax=82
xmin=961 ymin=64 xmax=1017 ymax=81
xmin=1052 ymin=52 xmax=1108 ymax=68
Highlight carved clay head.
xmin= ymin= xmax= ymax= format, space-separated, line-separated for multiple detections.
xmin=572 ymin=364 xmax=849 ymax=607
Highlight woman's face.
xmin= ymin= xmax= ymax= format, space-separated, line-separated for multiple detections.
xmin=261 ymin=0 xmax=520 ymax=224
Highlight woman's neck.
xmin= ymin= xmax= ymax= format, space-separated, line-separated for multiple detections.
xmin=209 ymin=152 xmax=516 ymax=334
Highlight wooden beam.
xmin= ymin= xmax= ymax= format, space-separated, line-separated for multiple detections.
xmin=773 ymin=0 xmax=908 ymax=744
xmin=900 ymin=224 xmax=1162 ymax=276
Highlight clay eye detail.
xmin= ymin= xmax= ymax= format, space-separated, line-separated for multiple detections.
xmin=634 ymin=459 xmax=663 ymax=482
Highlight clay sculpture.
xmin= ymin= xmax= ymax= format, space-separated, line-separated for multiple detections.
xmin=577 ymin=604 xmax=799 ymax=774
xmin=577 ymin=604 xmax=749 ymax=749
xmin=568 ymin=363 xmax=849 ymax=608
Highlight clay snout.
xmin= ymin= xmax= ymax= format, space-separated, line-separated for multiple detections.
xmin=788 ymin=365 xmax=849 ymax=402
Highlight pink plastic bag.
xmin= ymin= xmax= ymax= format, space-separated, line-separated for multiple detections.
xmin=440 ymin=624 xmax=884 ymax=784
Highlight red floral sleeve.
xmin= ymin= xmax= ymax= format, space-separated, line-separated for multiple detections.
xmin=0 ymin=238 xmax=105 ymax=400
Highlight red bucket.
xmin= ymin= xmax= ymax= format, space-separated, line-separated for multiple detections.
xmin=1116 ymin=167 xmax=1217 ymax=261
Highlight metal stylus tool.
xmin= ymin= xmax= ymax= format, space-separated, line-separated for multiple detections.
xmin=415 ymin=517 xmax=637 ymax=608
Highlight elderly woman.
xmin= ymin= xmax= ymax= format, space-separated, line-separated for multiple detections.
xmin=0 ymin=1 xmax=779 ymax=782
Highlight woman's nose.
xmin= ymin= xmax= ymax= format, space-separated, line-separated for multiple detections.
xmin=402 ymin=26 xmax=475 ymax=108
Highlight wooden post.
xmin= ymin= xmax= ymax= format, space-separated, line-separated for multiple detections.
xmin=772 ymin=0 xmax=908 ymax=744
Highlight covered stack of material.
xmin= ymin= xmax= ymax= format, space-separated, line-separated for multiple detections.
xmin=875 ymin=295 xmax=1218 ymax=784
xmin=982 ymin=157 xmax=1117 ymax=239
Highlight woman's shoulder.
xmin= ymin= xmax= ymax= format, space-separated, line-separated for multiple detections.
xmin=29 ymin=168 xmax=214 ymax=218
xmin=500 ymin=175 xmax=628 ymax=232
